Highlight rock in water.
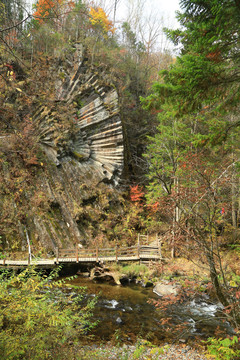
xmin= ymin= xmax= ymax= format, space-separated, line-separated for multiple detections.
xmin=153 ymin=282 xmax=179 ymax=297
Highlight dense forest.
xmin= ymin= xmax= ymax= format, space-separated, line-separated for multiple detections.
xmin=1 ymin=0 xmax=240 ymax=359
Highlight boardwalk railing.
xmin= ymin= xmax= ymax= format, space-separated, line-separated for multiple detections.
xmin=0 ymin=243 xmax=162 ymax=267
xmin=56 ymin=244 xmax=161 ymax=263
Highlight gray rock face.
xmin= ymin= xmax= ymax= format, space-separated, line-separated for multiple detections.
xmin=34 ymin=49 xmax=124 ymax=185
xmin=1 ymin=46 xmax=125 ymax=252
xmin=153 ymin=282 xmax=179 ymax=297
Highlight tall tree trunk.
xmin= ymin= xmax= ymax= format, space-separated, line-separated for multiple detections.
xmin=206 ymin=251 xmax=229 ymax=307
xmin=232 ymin=170 xmax=239 ymax=237
xmin=171 ymin=177 xmax=180 ymax=258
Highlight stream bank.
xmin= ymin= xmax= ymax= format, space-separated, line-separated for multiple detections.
xmin=64 ymin=270 xmax=232 ymax=346
xmin=77 ymin=342 xmax=208 ymax=360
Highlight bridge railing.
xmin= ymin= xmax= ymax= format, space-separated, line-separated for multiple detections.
xmin=58 ymin=246 xmax=139 ymax=259
xmin=57 ymin=244 xmax=160 ymax=262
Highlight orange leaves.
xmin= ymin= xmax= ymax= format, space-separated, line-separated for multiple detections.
xmin=147 ymin=201 xmax=160 ymax=213
xmin=89 ymin=7 xmax=115 ymax=35
xmin=33 ymin=0 xmax=74 ymax=24
xmin=33 ymin=0 xmax=59 ymax=23
xmin=130 ymin=185 xmax=160 ymax=214
xmin=130 ymin=185 xmax=144 ymax=203
xmin=33 ymin=0 xmax=58 ymax=23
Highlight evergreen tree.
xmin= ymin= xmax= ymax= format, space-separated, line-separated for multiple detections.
xmin=142 ymin=0 xmax=240 ymax=305
xmin=158 ymin=0 xmax=240 ymax=117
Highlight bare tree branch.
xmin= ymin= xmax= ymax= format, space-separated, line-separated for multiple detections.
xmin=0 ymin=14 xmax=31 ymax=33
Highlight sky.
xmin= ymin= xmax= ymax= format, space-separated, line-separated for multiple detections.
xmin=26 ymin=0 xmax=181 ymax=52
xmin=26 ymin=0 xmax=181 ymax=21
xmin=108 ymin=0 xmax=181 ymax=52
xmin=111 ymin=0 xmax=180 ymax=21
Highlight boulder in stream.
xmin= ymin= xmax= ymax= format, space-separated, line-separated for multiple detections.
xmin=90 ymin=265 xmax=121 ymax=285
xmin=153 ymin=282 xmax=180 ymax=297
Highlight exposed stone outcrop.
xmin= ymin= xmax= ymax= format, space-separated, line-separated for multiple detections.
xmin=34 ymin=45 xmax=124 ymax=185
xmin=0 ymin=46 xmax=125 ymax=253
xmin=153 ymin=281 xmax=180 ymax=297
xmin=90 ymin=265 xmax=121 ymax=285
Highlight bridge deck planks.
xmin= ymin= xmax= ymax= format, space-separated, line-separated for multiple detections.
xmin=0 ymin=246 xmax=162 ymax=267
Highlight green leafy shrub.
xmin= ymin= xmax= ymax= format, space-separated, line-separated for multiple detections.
xmin=0 ymin=267 xmax=97 ymax=360
xmin=205 ymin=336 xmax=240 ymax=360
xmin=122 ymin=264 xmax=149 ymax=278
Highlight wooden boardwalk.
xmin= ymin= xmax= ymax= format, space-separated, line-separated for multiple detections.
xmin=0 ymin=244 xmax=162 ymax=267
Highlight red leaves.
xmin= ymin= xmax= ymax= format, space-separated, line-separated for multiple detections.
xmin=147 ymin=201 xmax=160 ymax=213
xmin=130 ymin=185 xmax=144 ymax=203
xmin=206 ymin=49 xmax=221 ymax=63
xmin=235 ymin=291 xmax=240 ymax=299
xmin=150 ymin=108 xmax=163 ymax=115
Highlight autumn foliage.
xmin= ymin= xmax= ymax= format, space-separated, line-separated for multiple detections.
xmin=130 ymin=185 xmax=144 ymax=203
xmin=89 ymin=7 xmax=115 ymax=35
xmin=33 ymin=0 xmax=74 ymax=24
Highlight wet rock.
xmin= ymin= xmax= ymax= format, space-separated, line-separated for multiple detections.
xmin=116 ymin=317 xmax=123 ymax=324
xmin=81 ymin=272 xmax=90 ymax=277
xmin=93 ymin=274 xmax=116 ymax=283
xmin=141 ymin=280 xmax=154 ymax=288
xmin=119 ymin=275 xmax=130 ymax=285
xmin=90 ymin=265 xmax=121 ymax=285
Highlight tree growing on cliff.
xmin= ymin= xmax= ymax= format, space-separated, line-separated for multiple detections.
xmin=33 ymin=0 xmax=75 ymax=26
xmin=89 ymin=6 xmax=115 ymax=37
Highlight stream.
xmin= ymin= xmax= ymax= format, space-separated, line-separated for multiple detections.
xmin=66 ymin=275 xmax=233 ymax=345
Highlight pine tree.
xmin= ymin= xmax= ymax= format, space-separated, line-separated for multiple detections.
xmin=142 ymin=0 xmax=240 ymax=306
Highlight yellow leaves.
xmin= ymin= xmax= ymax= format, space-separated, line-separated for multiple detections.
xmin=7 ymin=70 xmax=15 ymax=82
xmin=230 ymin=280 xmax=238 ymax=287
xmin=89 ymin=7 xmax=115 ymax=35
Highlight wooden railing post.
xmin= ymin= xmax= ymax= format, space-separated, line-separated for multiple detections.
xmin=137 ymin=233 xmax=140 ymax=258
xmin=56 ymin=247 xmax=59 ymax=264
xmin=157 ymin=234 xmax=162 ymax=259
xmin=115 ymin=246 xmax=118 ymax=262
xmin=28 ymin=253 xmax=30 ymax=265
xmin=3 ymin=257 xmax=5 ymax=266
xmin=76 ymin=244 xmax=79 ymax=263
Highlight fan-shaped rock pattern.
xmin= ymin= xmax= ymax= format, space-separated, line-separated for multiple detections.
xmin=0 ymin=47 xmax=126 ymax=253
xmin=19 ymin=49 xmax=126 ymax=251
xmin=34 ymin=51 xmax=124 ymax=185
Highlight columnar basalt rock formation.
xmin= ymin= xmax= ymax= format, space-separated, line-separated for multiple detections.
xmin=0 ymin=47 xmax=125 ymax=253
xmin=34 ymin=47 xmax=124 ymax=185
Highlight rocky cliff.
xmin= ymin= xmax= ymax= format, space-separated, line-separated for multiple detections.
xmin=0 ymin=45 xmax=125 ymax=254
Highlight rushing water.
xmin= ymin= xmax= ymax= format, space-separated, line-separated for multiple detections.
xmin=66 ymin=275 xmax=232 ymax=345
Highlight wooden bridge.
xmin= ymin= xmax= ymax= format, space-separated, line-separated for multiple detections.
xmin=0 ymin=243 xmax=162 ymax=268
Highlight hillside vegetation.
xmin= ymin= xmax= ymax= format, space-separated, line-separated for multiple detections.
xmin=1 ymin=0 xmax=240 ymax=339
